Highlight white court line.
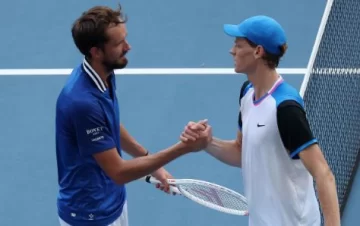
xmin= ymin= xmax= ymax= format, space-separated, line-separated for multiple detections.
xmin=0 ymin=68 xmax=359 ymax=76
xmin=0 ymin=68 xmax=307 ymax=75
xmin=299 ymin=0 xmax=334 ymax=97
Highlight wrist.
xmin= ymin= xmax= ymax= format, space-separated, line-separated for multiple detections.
xmin=175 ymin=141 xmax=193 ymax=154
xmin=204 ymin=137 xmax=214 ymax=151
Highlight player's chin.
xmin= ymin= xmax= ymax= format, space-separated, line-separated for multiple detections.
xmin=234 ymin=67 xmax=243 ymax=73
xmin=234 ymin=65 xmax=247 ymax=74
xmin=119 ymin=57 xmax=128 ymax=64
xmin=114 ymin=59 xmax=128 ymax=69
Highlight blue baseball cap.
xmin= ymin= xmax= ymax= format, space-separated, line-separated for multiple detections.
xmin=223 ymin=15 xmax=287 ymax=55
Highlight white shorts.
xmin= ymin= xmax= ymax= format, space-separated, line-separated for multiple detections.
xmin=59 ymin=202 xmax=129 ymax=226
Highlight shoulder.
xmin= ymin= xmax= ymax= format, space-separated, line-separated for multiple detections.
xmin=58 ymin=65 xmax=99 ymax=107
xmin=239 ymin=80 xmax=253 ymax=103
xmin=72 ymin=98 xmax=102 ymax=114
xmin=57 ymin=90 xmax=101 ymax=119
xmin=61 ymin=64 xmax=94 ymax=95
xmin=271 ymin=81 xmax=304 ymax=108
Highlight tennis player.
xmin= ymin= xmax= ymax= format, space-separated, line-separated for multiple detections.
xmin=55 ymin=5 xmax=211 ymax=226
xmin=180 ymin=15 xmax=340 ymax=226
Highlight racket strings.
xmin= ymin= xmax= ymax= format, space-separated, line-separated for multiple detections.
xmin=178 ymin=183 xmax=247 ymax=211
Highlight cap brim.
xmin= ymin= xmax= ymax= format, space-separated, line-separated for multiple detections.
xmin=223 ymin=24 xmax=244 ymax=37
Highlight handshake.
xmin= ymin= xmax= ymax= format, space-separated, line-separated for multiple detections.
xmin=179 ymin=119 xmax=213 ymax=152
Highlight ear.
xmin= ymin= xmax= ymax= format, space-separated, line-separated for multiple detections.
xmin=253 ymin=46 xmax=265 ymax=59
xmin=89 ymin=46 xmax=104 ymax=60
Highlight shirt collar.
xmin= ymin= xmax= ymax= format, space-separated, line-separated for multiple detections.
xmin=82 ymin=58 xmax=107 ymax=93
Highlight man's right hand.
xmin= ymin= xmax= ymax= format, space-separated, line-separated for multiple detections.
xmin=180 ymin=119 xmax=212 ymax=152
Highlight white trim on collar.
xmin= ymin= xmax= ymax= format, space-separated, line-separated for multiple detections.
xmin=82 ymin=58 xmax=106 ymax=93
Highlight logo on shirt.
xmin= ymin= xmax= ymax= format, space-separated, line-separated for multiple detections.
xmin=86 ymin=127 xmax=105 ymax=142
xmin=86 ymin=126 xmax=104 ymax=136
xmin=257 ymin=123 xmax=265 ymax=127
xmin=91 ymin=136 xmax=104 ymax=142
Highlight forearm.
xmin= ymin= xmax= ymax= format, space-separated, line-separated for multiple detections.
xmin=116 ymin=142 xmax=190 ymax=184
xmin=120 ymin=124 xmax=148 ymax=157
xmin=316 ymin=171 xmax=340 ymax=226
xmin=205 ymin=137 xmax=241 ymax=167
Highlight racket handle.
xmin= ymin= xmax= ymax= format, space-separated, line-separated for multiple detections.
xmin=144 ymin=175 xmax=181 ymax=194
xmin=145 ymin=175 xmax=160 ymax=184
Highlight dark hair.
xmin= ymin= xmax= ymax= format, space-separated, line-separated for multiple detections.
xmin=245 ymin=39 xmax=287 ymax=69
xmin=71 ymin=4 xmax=128 ymax=58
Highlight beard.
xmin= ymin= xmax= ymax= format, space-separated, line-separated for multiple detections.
xmin=103 ymin=58 xmax=128 ymax=71
xmin=103 ymin=51 xmax=128 ymax=72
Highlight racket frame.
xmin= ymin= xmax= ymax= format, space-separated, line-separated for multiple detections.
xmin=142 ymin=175 xmax=248 ymax=216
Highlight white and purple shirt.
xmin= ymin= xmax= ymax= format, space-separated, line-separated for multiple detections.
xmin=238 ymin=76 xmax=321 ymax=226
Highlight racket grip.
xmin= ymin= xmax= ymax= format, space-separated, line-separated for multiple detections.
xmin=145 ymin=175 xmax=160 ymax=184
xmin=145 ymin=175 xmax=181 ymax=194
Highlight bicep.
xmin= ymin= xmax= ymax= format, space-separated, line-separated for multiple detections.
xmin=72 ymin=101 xmax=116 ymax=156
xmin=236 ymin=130 xmax=242 ymax=149
xmin=299 ymin=144 xmax=333 ymax=179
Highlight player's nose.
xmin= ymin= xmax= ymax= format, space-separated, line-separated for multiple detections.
xmin=229 ymin=46 xmax=235 ymax=56
xmin=124 ymin=40 xmax=131 ymax=50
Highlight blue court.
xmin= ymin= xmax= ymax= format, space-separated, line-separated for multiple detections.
xmin=0 ymin=0 xmax=359 ymax=225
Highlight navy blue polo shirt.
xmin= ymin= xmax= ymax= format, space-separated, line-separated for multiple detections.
xmin=55 ymin=59 xmax=126 ymax=226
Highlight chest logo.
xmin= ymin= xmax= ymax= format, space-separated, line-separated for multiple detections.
xmin=257 ymin=123 xmax=265 ymax=127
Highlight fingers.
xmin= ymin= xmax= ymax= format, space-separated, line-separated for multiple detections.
xmin=157 ymin=184 xmax=177 ymax=195
xmin=183 ymin=127 xmax=200 ymax=141
xmin=180 ymin=131 xmax=196 ymax=142
xmin=197 ymin=119 xmax=208 ymax=126
xmin=157 ymin=172 xmax=174 ymax=194
xmin=189 ymin=120 xmax=208 ymax=131
xmin=202 ymin=124 xmax=212 ymax=143
xmin=181 ymin=126 xmax=200 ymax=142
xmin=157 ymin=183 xmax=177 ymax=195
xmin=156 ymin=183 xmax=170 ymax=194
xmin=165 ymin=174 xmax=177 ymax=195
xmin=150 ymin=169 xmax=177 ymax=195
xmin=181 ymin=119 xmax=208 ymax=142
xmin=203 ymin=124 xmax=212 ymax=134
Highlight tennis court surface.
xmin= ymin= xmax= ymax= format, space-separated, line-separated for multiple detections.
xmin=0 ymin=0 xmax=359 ymax=225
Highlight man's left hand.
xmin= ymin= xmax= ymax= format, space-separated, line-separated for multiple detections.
xmin=151 ymin=167 xmax=175 ymax=195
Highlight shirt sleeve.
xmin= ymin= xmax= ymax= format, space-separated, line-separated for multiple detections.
xmin=277 ymin=100 xmax=318 ymax=159
xmin=71 ymin=100 xmax=116 ymax=156
xmin=238 ymin=80 xmax=251 ymax=131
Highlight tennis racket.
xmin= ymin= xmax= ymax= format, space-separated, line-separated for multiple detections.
xmin=141 ymin=175 xmax=248 ymax=216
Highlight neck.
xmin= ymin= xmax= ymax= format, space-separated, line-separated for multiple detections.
xmin=247 ymin=65 xmax=280 ymax=101
xmin=87 ymin=58 xmax=111 ymax=87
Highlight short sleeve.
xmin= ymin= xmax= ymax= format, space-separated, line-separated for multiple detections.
xmin=238 ymin=80 xmax=251 ymax=131
xmin=277 ymin=100 xmax=318 ymax=159
xmin=71 ymin=100 xmax=116 ymax=156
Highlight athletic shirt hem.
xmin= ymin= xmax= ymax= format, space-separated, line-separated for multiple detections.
xmin=58 ymin=201 xmax=125 ymax=226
